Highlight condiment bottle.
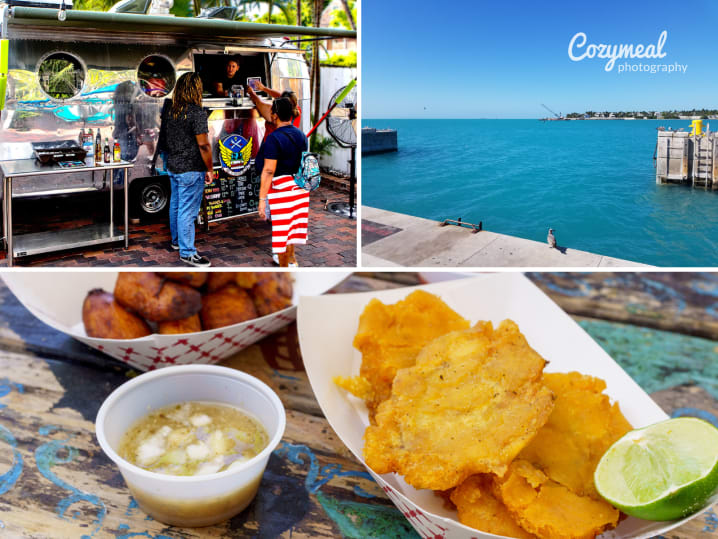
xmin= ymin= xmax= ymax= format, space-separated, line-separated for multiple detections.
xmin=103 ymin=137 xmax=110 ymax=164
xmin=113 ymin=140 xmax=121 ymax=162
xmin=95 ymin=129 xmax=102 ymax=164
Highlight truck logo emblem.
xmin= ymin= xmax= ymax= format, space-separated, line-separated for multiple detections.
xmin=219 ymin=134 xmax=252 ymax=177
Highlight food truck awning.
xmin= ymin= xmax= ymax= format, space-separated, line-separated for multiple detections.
xmin=7 ymin=7 xmax=356 ymax=39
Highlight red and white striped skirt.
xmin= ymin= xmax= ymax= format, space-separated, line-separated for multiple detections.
xmin=267 ymin=174 xmax=310 ymax=254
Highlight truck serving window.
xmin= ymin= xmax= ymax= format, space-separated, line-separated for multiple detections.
xmin=194 ymin=52 xmax=267 ymax=98
xmin=137 ymin=55 xmax=175 ymax=98
xmin=37 ymin=52 xmax=85 ymax=100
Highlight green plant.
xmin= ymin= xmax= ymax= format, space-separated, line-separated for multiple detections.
xmin=309 ymin=133 xmax=336 ymax=157
xmin=321 ymin=50 xmax=356 ymax=67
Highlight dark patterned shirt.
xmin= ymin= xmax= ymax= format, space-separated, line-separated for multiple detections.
xmin=164 ymin=104 xmax=209 ymax=174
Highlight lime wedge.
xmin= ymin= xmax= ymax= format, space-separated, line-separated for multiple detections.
xmin=594 ymin=417 xmax=718 ymax=521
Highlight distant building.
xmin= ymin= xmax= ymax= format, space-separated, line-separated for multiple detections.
xmin=320 ymin=0 xmax=356 ymax=57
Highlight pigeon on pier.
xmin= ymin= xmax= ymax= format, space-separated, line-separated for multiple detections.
xmin=547 ymin=228 xmax=557 ymax=249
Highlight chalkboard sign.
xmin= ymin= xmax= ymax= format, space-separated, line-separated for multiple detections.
xmin=203 ymin=166 xmax=260 ymax=222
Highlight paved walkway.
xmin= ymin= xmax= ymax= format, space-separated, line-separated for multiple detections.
xmin=361 ymin=206 xmax=651 ymax=268
xmin=2 ymin=185 xmax=356 ymax=267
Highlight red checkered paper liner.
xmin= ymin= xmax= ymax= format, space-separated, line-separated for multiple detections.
xmin=76 ymin=310 xmax=296 ymax=371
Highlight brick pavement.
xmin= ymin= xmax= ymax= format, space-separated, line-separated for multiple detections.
xmin=1 ymin=184 xmax=356 ymax=267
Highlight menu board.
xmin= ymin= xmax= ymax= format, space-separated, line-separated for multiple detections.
xmin=203 ymin=166 xmax=260 ymax=222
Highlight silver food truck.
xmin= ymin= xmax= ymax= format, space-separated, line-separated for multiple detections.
xmin=0 ymin=0 xmax=354 ymax=262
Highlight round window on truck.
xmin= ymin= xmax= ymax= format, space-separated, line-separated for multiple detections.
xmin=37 ymin=52 xmax=86 ymax=100
xmin=137 ymin=55 xmax=176 ymax=98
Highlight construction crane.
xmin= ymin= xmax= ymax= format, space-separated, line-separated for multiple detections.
xmin=541 ymin=104 xmax=562 ymax=119
xmin=540 ymin=104 xmax=567 ymax=121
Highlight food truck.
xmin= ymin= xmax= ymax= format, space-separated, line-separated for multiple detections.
xmin=0 ymin=0 xmax=355 ymax=222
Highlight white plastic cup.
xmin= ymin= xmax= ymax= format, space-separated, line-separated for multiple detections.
xmin=95 ymin=365 xmax=286 ymax=527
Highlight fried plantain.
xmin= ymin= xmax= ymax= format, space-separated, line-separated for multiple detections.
xmin=250 ymin=273 xmax=293 ymax=316
xmin=450 ymin=475 xmax=537 ymax=539
xmin=82 ymin=289 xmax=152 ymax=339
xmin=157 ymin=272 xmax=208 ymax=288
xmin=363 ymin=321 xmax=555 ymax=490
xmin=351 ymin=290 xmax=470 ymax=418
xmin=200 ymin=284 xmax=258 ymax=330
xmin=114 ymin=272 xmax=202 ymax=322
xmin=517 ymin=372 xmax=633 ymax=500
xmin=158 ymin=314 xmax=202 ymax=334
xmin=492 ymin=460 xmax=620 ymax=539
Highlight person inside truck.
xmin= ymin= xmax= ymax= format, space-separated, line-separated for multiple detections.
xmin=210 ymin=57 xmax=243 ymax=98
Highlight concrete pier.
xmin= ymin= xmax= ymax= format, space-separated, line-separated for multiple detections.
xmin=362 ymin=206 xmax=652 ymax=267
xmin=362 ymin=127 xmax=398 ymax=155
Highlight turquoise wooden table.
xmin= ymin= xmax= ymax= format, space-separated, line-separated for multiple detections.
xmin=0 ymin=271 xmax=717 ymax=538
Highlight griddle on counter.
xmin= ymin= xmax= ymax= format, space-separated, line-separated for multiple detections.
xmin=32 ymin=140 xmax=87 ymax=164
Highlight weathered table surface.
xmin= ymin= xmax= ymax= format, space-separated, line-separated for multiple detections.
xmin=1 ymin=272 xmax=717 ymax=538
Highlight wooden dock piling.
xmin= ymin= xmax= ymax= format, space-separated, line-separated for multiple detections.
xmin=656 ymin=130 xmax=718 ymax=188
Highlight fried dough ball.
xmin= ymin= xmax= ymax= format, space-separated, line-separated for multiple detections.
xmin=157 ymin=272 xmax=208 ymax=288
xmin=200 ymin=284 xmax=258 ymax=330
xmin=235 ymin=272 xmax=260 ymax=289
xmin=206 ymin=272 xmax=237 ymax=293
xmin=114 ymin=272 xmax=202 ymax=322
xmin=158 ymin=314 xmax=202 ymax=335
xmin=251 ymin=274 xmax=293 ymax=316
xmin=82 ymin=289 xmax=152 ymax=339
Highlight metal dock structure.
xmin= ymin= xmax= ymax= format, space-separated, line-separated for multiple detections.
xmin=656 ymin=123 xmax=718 ymax=188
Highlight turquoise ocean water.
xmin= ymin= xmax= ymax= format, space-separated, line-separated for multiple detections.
xmin=362 ymin=119 xmax=718 ymax=267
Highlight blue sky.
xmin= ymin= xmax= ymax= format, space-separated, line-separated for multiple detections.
xmin=362 ymin=0 xmax=718 ymax=118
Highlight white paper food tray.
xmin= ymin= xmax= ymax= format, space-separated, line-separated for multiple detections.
xmin=2 ymin=271 xmax=349 ymax=371
xmin=297 ymin=273 xmax=718 ymax=539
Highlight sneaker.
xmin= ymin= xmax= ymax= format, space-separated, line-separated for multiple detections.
xmin=170 ymin=243 xmax=179 ymax=250
xmin=272 ymin=254 xmax=279 ymax=265
xmin=180 ymin=253 xmax=211 ymax=267
xmin=288 ymin=262 xmax=298 ymax=268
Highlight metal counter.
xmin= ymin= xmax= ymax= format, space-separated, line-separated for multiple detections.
xmin=0 ymin=159 xmax=133 ymax=266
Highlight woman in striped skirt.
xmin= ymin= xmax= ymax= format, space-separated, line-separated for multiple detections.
xmin=256 ymin=97 xmax=309 ymax=267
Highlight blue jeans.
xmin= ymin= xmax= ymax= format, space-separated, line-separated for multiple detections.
xmin=168 ymin=171 xmax=205 ymax=257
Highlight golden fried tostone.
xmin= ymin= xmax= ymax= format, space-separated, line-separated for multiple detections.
xmin=492 ymin=460 xmax=620 ymax=539
xmin=351 ymin=290 xmax=470 ymax=417
xmin=517 ymin=371 xmax=633 ymax=499
xmin=363 ymin=321 xmax=555 ymax=490
xmin=450 ymin=475 xmax=537 ymax=539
